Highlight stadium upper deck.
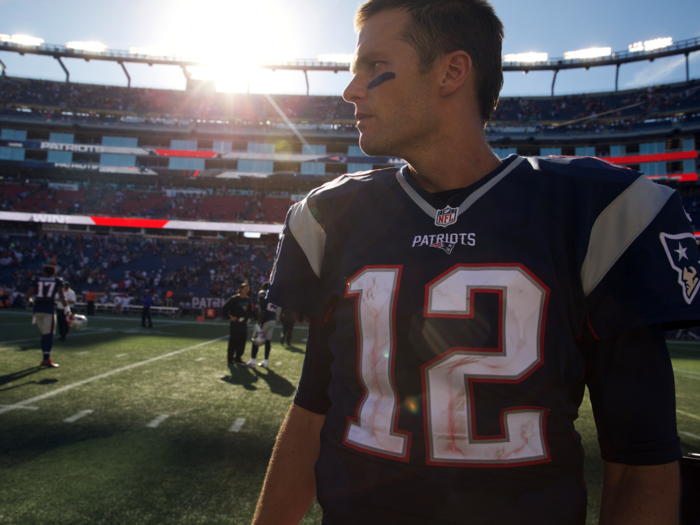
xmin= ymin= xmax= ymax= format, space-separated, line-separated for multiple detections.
xmin=0 ymin=73 xmax=699 ymax=240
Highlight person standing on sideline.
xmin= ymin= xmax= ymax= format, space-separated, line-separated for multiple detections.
xmin=280 ymin=308 xmax=296 ymax=346
xmin=56 ymin=281 xmax=77 ymax=342
xmin=247 ymin=281 xmax=277 ymax=369
xmin=24 ymin=262 xmax=70 ymax=367
xmin=222 ymin=282 xmax=254 ymax=365
xmin=85 ymin=290 xmax=96 ymax=316
xmin=141 ymin=290 xmax=153 ymax=328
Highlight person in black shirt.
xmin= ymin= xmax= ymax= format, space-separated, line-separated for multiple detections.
xmin=280 ymin=308 xmax=296 ymax=346
xmin=222 ymin=282 xmax=254 ymax=365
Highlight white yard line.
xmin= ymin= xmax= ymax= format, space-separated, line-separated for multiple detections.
xmin=0 ymin=404 xmax=38 ymax=411
xmin=677 ymin=409 xmax=700 ymax=422
xmin=276 ymin=361 xmax=283 ymax=366
xmin=229 ymin=418 xmax=246 ymax=432
xmin=63 ymin=410 xmax=93 ymax=423
xmin=195 ymin=357 xmax=205 ymax=362
xmin=680 ymin=431 xmax=700 ymax=442
xmin=0 ymin=336 xmax=228 ymax=415
xmin=116 ymin=354 xmax=128 ymax=358
xmin=146 ymin=414 xmax=170 ymax=428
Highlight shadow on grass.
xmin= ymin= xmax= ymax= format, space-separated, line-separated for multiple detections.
xmin=254 ymin=369 xmax=295 ymax=397
xmin=221 ymin=366 xmax=258 ymax=391
xmin=0 ymin=366 xmax=43 ymax=389
xmin=283 ymin=344 xmax=305 ymax=354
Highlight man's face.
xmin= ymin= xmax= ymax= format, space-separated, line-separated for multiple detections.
xmin=343 ymin=9 xmax=439 ymax=158
xmin=240 ymin=286 xmax=249 ymax=297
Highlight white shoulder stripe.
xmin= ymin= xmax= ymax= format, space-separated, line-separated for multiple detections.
xmin=581 ymin=176 xmax=674 ymax=296
xmin=288 ymin=199 xmax=326 ymax=279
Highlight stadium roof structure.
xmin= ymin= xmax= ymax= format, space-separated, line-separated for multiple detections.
xmin=1 ymin=35 xmax=699 ymax=95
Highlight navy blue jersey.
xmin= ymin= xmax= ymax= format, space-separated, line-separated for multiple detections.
xmin=258 ymin=290 xmax=277 ymax=323
xmin=31 ymin=276 xmax=64 ymax=314
xmin=268 ymin=155 xmax=700 ymax=524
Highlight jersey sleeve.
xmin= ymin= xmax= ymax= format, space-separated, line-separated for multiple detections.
xmin=293 ymin=318 xmax=333 ymax=415
xmin=581 ymin=323 xmax=681 ymax=465
xmin=584 ymin=182 xmax=700 ymax=339
xmin=268 ymin=199 xmax=327 ymax=320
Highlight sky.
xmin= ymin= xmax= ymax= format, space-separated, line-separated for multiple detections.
xmin=1 ymin=0 xmax=700 ymax=98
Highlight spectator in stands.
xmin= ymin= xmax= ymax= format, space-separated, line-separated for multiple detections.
xmin=141 ymin=290 xmax=153 ymax=328
xmin=85 ymin=290 xmax=96 ymax=316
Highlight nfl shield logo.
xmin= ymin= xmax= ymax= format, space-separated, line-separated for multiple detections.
xmin=435 ymin=206 xmax=458 ymax=228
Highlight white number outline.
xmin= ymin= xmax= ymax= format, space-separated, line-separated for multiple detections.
xmin=343 ymin=266 xmax=412 ymax=462
xmin=422 ymin=264 xmax=551 ymax=467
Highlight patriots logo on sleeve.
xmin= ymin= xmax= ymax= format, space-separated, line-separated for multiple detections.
xmin=660 ymin=232 xmax=700 ymax=304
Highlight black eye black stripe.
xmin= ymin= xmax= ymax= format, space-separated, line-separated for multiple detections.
xmin=368 ymin=72 xmax=396 ymax=90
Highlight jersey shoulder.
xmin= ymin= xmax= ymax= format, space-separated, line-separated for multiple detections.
xmin=520 ymin=155 xmax=675 ymax=224
xmin=523 ymin=155 xmax=642 ymax=190
xmin=296 ymin=168 xmax=400 ymax=231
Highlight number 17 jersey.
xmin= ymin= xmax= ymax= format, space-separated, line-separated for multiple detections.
xmin=268 ymin=155 xmax=700 ymax=524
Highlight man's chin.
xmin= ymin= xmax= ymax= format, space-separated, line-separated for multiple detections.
xmin=358 ymin=135 xmax=393 ymax=158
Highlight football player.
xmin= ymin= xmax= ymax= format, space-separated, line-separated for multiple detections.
xmin=24 ymin=262 xmax=70 ymax=368
xmin=253 ymin=1 xmax=700 ymax=524
xmin=247 ymin=282 xmax=277 ymax=368
xmin=222 ymin=282 xmax=254 ymax=365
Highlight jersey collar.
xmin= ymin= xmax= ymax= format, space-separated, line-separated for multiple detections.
xmin=395 ymin=154 xmax=524 ymax=222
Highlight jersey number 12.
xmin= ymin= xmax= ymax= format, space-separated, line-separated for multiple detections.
xmin=344 ymin=264 xmax=550 ymax=467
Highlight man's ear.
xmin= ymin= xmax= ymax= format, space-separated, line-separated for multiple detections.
xmin=438 ymin=50 xmax=472 ymax=97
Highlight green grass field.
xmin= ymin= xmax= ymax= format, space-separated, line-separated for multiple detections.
xmin=1 ymin=310 xmax=699 ymax=525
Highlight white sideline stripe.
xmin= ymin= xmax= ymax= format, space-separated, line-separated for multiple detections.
xmin=677 ymin=409 xmax=700 ymax=422
xmin=116 ymin=353 xmax=128 ymax=358
xmin=680 ymin=431 xmax=700 ymax=442
xmin=0 ymin=404 xmax=38 ymax=410
xmin=0 ymin=336 xmax=228 ymax=415
xmin=0 ymin=328 xmax=111 ymax=346
xmin=674 ymin=367 xmax=700 ymax=377
xmin=229 ymin=418 xmax=246 ymax=432
xmin=195 ymin=357 xmax=205 ymax=362
xmin=146 ymin=414 xmax=170 ymax=428
xmin=64 ymin=409 xmax=93 ymax=423
xmin=0 ymin=310 xmax=230 ymax=326
xmin=2 ymin=310 xmax=310 ymax=330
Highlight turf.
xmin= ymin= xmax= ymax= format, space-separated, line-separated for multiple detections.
xmin=1 ymin=310 xmax=699 ymax=524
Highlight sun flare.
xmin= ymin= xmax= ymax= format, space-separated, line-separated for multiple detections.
xmin=156 ymin=0 xmax=299 ymax=92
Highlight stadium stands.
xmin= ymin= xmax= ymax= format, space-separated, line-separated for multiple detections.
xmin=2 ymin=76 xmax=699 ymax=132
xmin=1 ymin=71 xmax=699 ymax=314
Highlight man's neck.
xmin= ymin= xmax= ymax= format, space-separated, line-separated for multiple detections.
xmin=403 ymin=119 xmax=501 ymax=193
